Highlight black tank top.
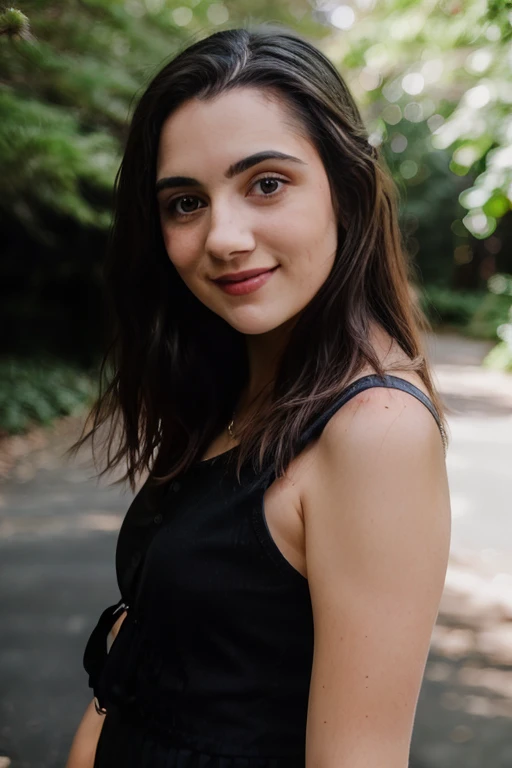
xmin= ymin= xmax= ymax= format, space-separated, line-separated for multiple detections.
xmin=84 ymin=374 xmax=446 ymax=766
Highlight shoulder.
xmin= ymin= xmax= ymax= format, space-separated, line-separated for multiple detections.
xmin=319 ymin=378 xmax=443 ymax=465
xmin=300 ymin=377 xmax=451 ymax=588
xmin=301 ymin=377 xmax=450 ymax=559
xmin=299 ymin=375 xmax=447 ymax=524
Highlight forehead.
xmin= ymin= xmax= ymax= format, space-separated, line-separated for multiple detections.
xmin=156 ymin=87 xmax=312 ymax=172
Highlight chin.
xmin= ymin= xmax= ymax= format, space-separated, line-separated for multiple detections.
xmin=223 ymin=310 xmax=287 ymax=336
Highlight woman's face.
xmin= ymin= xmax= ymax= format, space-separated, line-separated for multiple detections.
xmin=156 ymin=87 xmax=338 ymax=335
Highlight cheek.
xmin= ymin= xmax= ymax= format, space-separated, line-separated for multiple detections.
xmin=161 ymin=224 xmax=200 ymax=273
xmin=278 ymin=184 xmax=336 ymax=242
xmin=269 ymin=193 xmax=337 ymax=268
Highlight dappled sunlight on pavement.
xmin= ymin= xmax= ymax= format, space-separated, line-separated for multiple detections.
xmin=410 ymin=333 xmax=512 ymax=768
xmin=413 ymin=553 xmax=512 ymax=765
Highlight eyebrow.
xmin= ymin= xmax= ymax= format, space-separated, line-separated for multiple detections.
xmin=155 ymin=150 xmax=307 ymax=194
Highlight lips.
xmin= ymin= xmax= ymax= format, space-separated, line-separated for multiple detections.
xmin=213 ymin=266 xmax=278 ymax=296
xmin=214 ymin=267 xmax=277 ymax=283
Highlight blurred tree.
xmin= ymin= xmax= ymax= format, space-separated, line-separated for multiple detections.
xmin=317 ymin=0 xmax=512 ymax=290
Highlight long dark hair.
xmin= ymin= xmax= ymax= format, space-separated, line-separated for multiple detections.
xmin=72 ymin=23 xmax=449 ymax=490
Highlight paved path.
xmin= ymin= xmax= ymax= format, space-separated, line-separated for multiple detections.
xmin=413 ymin=333 xmax=512 ymax=767
xmin=1 ymin=332 xmax=511 ymax=767
xmin=424 ymin=332 xmax=512 ymax=574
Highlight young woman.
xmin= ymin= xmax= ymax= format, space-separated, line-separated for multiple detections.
xmin=66 ymin=24 xmax=451 ymax=768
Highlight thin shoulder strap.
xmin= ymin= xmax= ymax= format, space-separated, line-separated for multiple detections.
xmin=250 ymin=374 xmax=446 ymax=494
xmin=301 ymin=374 xmax=445 ymax=446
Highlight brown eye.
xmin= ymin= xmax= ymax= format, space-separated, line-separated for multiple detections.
xmin=251 ymin=176 xmax=288 ymax=197
xmin=259 ymin=178 xmax=280 ymax=194
xmin=173 ymin=196 xmax=203 ymax=215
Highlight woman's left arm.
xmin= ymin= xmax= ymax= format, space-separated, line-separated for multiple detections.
xmin=303 ymin=386 xmax=451 ymax=768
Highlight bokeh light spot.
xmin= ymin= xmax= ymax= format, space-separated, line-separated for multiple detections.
xmin=459 ymin=187 xmax=490 ymax=209
xmin=427 ymin=114 xmax=445 ymax=132
xmin=463 ymin=210 xmax=496 ymax=238
xmin=402 ymin=73 xmax=425 ymax=96
xmin=390 ymin=133 xmax=408 ymax=153
xmin=454 ymin=245 xmax=473 ymax=265
xmin=404 ymin=102 xmax=423 ymax=123
xmin=421 ymin=58 xmax=444 ymax=84
xmin=465 ymin=49 xmax=493 ymax=74
xmin=400 ymin=160 xmax=418 ymax=179
xmin=330 ymin=5 xmax=356 ymax=30
xmin=453 ymin=145 xmax=480 ymax=167
xmin=464 ymin=85 xmax=491 ymax=109
xmin=382 ymin=78 xmax=403 ymax=103
xmin=207 ymin=3 xmax=229 ymax=25
xmin=382 ymin=104 xmax=402 ymax=125
xmin=485 ymin=23 xmax=501 ymax=42
xmin=172 ymin=6 xmax=193 ymax=26
xmin=359 ymin=68 xmax=382 ymax=91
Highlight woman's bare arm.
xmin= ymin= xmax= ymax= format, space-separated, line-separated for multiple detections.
xmin=66 ymin=610 xmax=127 ymax=768
xmin=303 ymin=387 xmax=451 ymax=768
xmin=65 ymin=698 xmax=105 ymax=768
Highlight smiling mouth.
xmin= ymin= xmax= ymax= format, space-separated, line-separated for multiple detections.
xmin=215 ymin=267 xmax=278 ymax=284
xmin=213 ymin=266 xmax=279 ymax=295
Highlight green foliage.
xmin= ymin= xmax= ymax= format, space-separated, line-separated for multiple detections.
xmin=480 ymin=272 xmax=512 ymax=368
xmin=0 ymin=357 xmax=97 ymax=434
xmin=420 ymin=285 xmax=485 ymax=328
xmin=483 ymin=340 xmax=512 ymax=372
xmin=466 ymin=291 xmax=512 ymax=339
xmin=0 ymin=7 xmax=31 ymax=40
xmin=322 ymin=0 xmax=512 ymax=272
xmin=0 ymin=89 xmax=118 ymax=232
xmin=420 ymin=283 xmax=512 ymax=343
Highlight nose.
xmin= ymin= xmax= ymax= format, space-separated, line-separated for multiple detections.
xmin=204 ymin=198 xmax=256 ymax=260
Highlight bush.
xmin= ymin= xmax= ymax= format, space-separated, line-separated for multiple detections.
xmin=420 ymin=284 xmax=512 ymax=340
xmin=419 ymin=285 xmax=485 ymax=329
xmin=466 ymin=292 xmax=512 ymax=340
xmin=0 ymin=357 xmax=97 ymax=435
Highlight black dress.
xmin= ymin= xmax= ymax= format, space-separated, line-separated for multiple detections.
xmin=83 ymin=375 xmax=446 ymax=767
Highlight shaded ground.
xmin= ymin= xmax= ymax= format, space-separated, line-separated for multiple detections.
xmin=1 ymin=331 xmax=511 ymax=767
xmin=412 ymin=332 xmax=512 ymax=767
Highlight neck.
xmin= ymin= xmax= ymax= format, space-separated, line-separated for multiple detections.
xmin=233 ymin=317 xmax=297 ymax=423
